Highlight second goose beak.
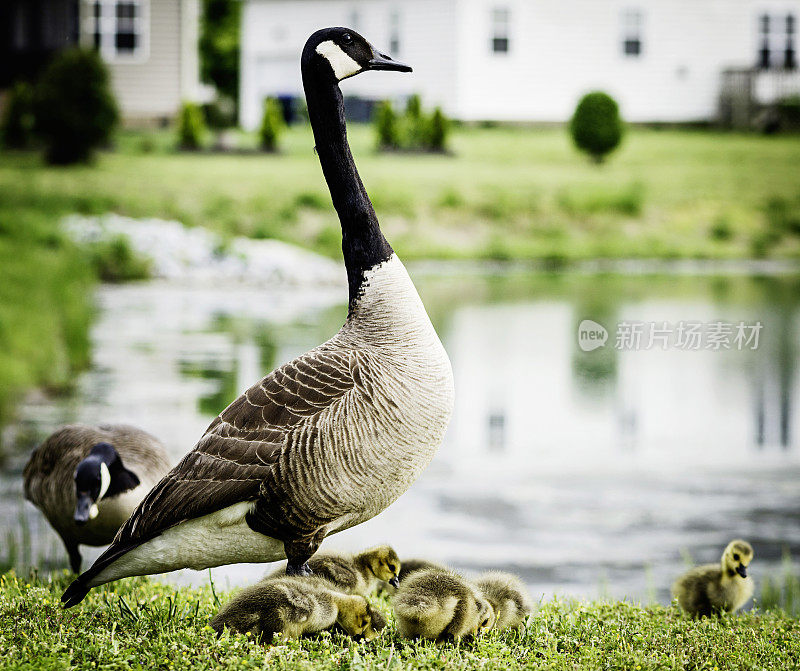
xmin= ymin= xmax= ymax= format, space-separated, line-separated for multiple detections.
xmin=367 ymin=47 xmax=412 ymax=73
xmin=389 ymin=576 xmax=400 ymax=588
xmin=73 ymin=493 xmax=92 ymax=525
xmin=736 ymin=565 xmax=748 ymax=578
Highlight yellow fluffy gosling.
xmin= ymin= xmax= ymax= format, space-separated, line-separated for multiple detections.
xmin=393 ymin=568 xmax=494 ymax=641
xmin=210 ymin=576 xmax=386 ymax=643
xmin=271 ymin=545 xmax=400 ymax=596
xmin=672 ymin=539 xmax=754 ymax=617
xmin=474 ymin=572 xmax=532 ymax=631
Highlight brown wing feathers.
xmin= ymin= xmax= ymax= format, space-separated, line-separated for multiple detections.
xmin=62 ymin=349 xmax=359 ymax=605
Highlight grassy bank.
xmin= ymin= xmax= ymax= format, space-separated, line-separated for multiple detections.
xmin=0 ymin=571 xmax=798 ymax=670
xmin=0 ymin=205 xmax=94 ymax=432
xmin=2 ymin=125 xmax=800 ymax=263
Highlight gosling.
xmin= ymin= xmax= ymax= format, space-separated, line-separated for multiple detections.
xmin=377 ymin=557 xmax=448 ymax=595
xmin=474 ymin=572 xmax=532 ymax=631
xmin=672 ymin=539 xmax=755 ymax=618
xmin=393 ymin=568 xmax=495 ymax=642
xmin=210 ymin=576 xmax=386 ymax=643
xmin=271 ymin=545 xmax=400 ymax=596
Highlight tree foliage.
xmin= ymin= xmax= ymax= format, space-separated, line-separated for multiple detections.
xmin=199 ymin=0 xmax=240 ymax=105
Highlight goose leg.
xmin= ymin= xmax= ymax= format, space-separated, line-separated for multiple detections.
xmin=284 ymin=534 xmax=323 ymax=576
xmin=59 ymin=533 xmax=81 ymax=573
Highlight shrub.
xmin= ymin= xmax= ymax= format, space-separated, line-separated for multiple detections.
xmin=374 ymin=100 xmax=399 ymax=150
xmin=374 ymin=97 xmax=450 ymax=153
xmin=1 ymin=82 xmax=35 ymax=149
xmin=570 ymin=91 xmax=624 ymax=163
xmin=90 ymin=235 xmax=152 ymax=282
xmin=176 ymin=101 xmax=207 ymax=150
xmin=33 ymin=49 xmax=118 ymax=164
xmin=425 ymin=107 xmax=449 ymax=152
xmin=258 ymin=97 xmax=285 ymax=152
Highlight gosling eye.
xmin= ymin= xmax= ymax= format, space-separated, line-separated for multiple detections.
xmin=341 ymin=32 xmax=353 ymax=46
xmin=733 ymin=553 xmax=740 ymax=561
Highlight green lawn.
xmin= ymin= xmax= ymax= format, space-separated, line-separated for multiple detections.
xmin=1 ymin=571 xmax=798 ymax=670
xmin=3 ymin=125 xmax=800 ymax=262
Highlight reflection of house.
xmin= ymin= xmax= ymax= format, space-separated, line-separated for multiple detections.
xmin=2 ymin=0 xmax=207 ymax=122
xmin=239 ymin=0 xmax=799 ymax=128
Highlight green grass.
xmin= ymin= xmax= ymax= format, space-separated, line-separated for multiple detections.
xmin=1 ymin=571 xmax=798 ymax=670
xmin=0 ymin=205 xmax=95 ymax=432
xmin=3 ymin=125 xmax=800 ymax=262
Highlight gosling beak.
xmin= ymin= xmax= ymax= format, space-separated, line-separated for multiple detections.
xmin=389 ymin=576 xmax=400 ymax=588
xmin=736 ymin=565 xmax=748 ymax=578
xmin=367 ymin=45 xmax=412 ymax=73
xmin=73 ymin=493 xmax=93 ymax=526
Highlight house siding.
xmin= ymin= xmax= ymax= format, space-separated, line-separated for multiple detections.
xmin=80 ymin=0 xmax=202 ymax=121
xmin=241 ymin=0 xmax=800 ymax=124
xmin=240 ymin=0 xmax=458 ymax=129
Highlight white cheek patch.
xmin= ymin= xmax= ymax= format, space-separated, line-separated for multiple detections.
xmin=316 ymin=40 xmax=362 ymax=80
xmin=98 ymin=462 xmax=111 ymax=501
xmin=89 ymin=504 xmax=100 ymax=520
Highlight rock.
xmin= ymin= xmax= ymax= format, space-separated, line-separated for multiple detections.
xmin=62 ymin=213 xmax=344 ymax=287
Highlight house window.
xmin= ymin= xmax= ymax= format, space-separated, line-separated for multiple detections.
xmin=758 ymin=12 xmax=797 ymax=69
xmin=621 ymin=8 xmax=643 ymax=57
xmin=88 ymin=0 xmax=148 ymax=61
xmin=786 ymin=14 xmax=797 ymax=69
xmin=389 ymin=10 xmax=400 ymax=54
xmin=491 ymin=7 xmax=510 ymax=54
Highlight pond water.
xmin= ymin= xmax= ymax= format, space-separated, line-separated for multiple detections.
xmin=2 ymin=263 xmax=799 ymax=605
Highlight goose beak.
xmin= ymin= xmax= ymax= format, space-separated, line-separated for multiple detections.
xmin=367 ymin=47 xmax=412 ymax=73
xmin=736 ymin=565 xmax=748 ymax=578
xmin=389 ymin=576 xmax=400 ymax=588
xmin=73 ymin=493 xmax=92 ymax=525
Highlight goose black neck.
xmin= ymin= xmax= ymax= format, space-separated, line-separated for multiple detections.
xmin=302 ymin=61 xmax=393 ymax=309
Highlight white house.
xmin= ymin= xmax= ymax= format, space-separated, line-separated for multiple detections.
xmin=3 ymin=0 xmax=209 ymax=122
xmin=80 ymin=0 xmax=210 ymax=122
xmin=240 ymin=0 xmax=800 ymax=128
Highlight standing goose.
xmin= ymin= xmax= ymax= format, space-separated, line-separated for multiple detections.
xmin=23 ymin=424 xmax=170 ymax=572
xmin=62 ymin=27 xmax=454 ymax=607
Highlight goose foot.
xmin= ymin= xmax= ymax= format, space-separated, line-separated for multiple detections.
xmin=283 ymin=534 xmax=323 ymax=577
xmin=286 ymin=561 xmax=313 ymax=577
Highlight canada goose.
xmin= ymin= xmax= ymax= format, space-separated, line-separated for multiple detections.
xmin=672 ymin=540 xmax=755 ymax=617
xmin=210 ymin=576 xmax=386 ymax=643
xmin=23 ymin=424 xmax=170 ymax=573
xmin=271 ymin=545 xmax=401 ymax=596
xmin=474 ymin=572 xmax=532 ymax=631
xmin=62 ymin=27 xmax=454 ymax=608
xmin=393 ymin=569 xmax=494 ymax=641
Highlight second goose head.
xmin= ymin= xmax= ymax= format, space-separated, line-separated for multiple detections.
xmin=73 ymin=443 xmax=140 ymax=525
xmin=305 ymin=27 xmax=411 ymax=83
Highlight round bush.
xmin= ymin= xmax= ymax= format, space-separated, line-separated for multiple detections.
xmin=34 ymin=49 xmax=119 ymax=164
xmin=570 ymin=91 xmax=623 ymax=163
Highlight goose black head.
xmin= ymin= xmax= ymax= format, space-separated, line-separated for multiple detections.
xmin=303 ymin=27 xmax=412 ymax=82
xmin=73 ymin=442 xmax=140 ymax=525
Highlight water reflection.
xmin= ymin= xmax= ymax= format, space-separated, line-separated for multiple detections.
xmin=2 ymin=268 xmax=799 ymax=603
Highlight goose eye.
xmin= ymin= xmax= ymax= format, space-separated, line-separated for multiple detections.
xmin=733 ymin=553 xmax=740 ymax=561
xmin=341 ymin=33 xmax=353 ymax=45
